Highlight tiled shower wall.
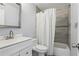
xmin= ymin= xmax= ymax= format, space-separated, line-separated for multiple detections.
xmin=55 ymin=7 xmax=69 ymax=43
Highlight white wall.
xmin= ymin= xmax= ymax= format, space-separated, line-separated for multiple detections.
xmin=0 ymin=3 xmax=36 ymax=38
xmin=21 ymin=3 xmax=36 ymax=37
xmin=69 ymin=3 xmax=78 ymax=56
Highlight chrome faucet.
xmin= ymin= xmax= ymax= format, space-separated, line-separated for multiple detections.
xmin=9 ymin=30 xmax=14 ymax=39
xmin=6 ymin=30 xmax=14 ymax=40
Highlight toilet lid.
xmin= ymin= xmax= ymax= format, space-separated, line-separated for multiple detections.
xmin=35 ymin=45 xmax=47 ymax=51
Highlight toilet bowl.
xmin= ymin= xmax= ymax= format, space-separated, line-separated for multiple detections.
xmin=53 ymin=42 xmax=70 ymax=56
xmin=32 ymin=39 xmax=48 ymax=56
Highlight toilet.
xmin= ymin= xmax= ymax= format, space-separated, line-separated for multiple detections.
xmin=32 ymin=39 xmax=48 ymax=56
xmin=33 ymin=44 xmax=47 ymax=56
xmin=32 ymin=39 xmax=70 ymax=56
xmin=53 ymin=42 xmax=70 ymax=56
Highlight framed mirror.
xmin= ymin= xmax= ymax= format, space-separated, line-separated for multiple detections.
xmin=0 ymin=3 xmax=21 ymax=28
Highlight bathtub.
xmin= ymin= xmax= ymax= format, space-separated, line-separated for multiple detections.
xmin=53 ymin=42 xmax=70 ymax=56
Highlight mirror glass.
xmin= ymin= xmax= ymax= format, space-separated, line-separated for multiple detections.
xmin=0 ymin=3 xmax=21 ymax=28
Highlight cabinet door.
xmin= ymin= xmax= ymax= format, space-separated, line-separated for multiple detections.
xmin=10 ymin=52 xmax=20 ymax=56
xmin=20 ymin=47 xmax=32 ymax=56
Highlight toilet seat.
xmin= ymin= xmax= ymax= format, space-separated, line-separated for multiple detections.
xmin=36 ymin=45 xmax=47 ymax=51
xmin=33 ymin=44 xmax=47 ymax=53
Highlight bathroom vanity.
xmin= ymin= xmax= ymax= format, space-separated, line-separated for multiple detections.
xmin=0 ymin=37 xmax=32 ymax=56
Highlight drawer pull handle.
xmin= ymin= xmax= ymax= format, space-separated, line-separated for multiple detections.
xmin=26 ymin=52 xmax=28 ymax=54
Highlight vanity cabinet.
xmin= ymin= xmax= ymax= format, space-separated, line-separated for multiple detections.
xmin=0 ymin=38 xmax=32 ymax=56
xmin=20 ymin=46 xmax=32 ymax=56
xmin=11 ymin=51 xmax=20 ymax=56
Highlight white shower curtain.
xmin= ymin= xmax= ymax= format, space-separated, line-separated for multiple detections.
xmin=36 ymin=8 xmax=56 ymax=55
xmin=36 ymin=12 xmax=45 ymax=45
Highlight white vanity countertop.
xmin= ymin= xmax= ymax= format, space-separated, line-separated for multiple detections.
xmin=0 ymin=37 xmax=32 ymax=49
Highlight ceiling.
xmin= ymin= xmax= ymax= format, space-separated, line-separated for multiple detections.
xmin=35 ymin=3 xmax=70 ymax=11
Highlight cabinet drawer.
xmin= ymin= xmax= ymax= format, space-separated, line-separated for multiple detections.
xmin=20 ymin=46 xmax=32 ymax=56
